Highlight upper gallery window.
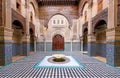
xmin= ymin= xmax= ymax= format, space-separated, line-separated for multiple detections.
xmin=53 ymin=20 xmax=56 ymax=24
xmin=53 ymin=19 xmax=64 ymax=25
xmin=61 ymin=20 xmax=64 ymax=24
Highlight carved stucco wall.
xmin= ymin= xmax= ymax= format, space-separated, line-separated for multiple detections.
xmin=39 ymin=5 xmax=78 ymax=28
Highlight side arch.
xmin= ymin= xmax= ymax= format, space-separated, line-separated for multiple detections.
xmin=93 ymin=19 xmax=107 ymax=32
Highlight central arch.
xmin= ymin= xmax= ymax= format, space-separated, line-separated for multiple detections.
xmin=52 ymin=34 xmax=64 ymax=51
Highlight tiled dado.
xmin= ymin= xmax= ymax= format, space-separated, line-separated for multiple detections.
xmin=36 ymin=42 xmax=80 ymax=52
xmin=88 ymin=42 xmax=120 ymax=66
xmin=36 ymin=42 xmax=44 ymax=51
xmin=106 ymin=44 xmax=120 ymax=66
xmin=88 ymin=43 xmax=97 ymax=56
xmin=12 ymin=42 xmax=30 ymax=56
xmin=22 ymin=43 xmax=30 ymax=56
xmin=88 ymin=43 xmax=106 ymax=57
xmin=0 ymin=40 xmax=12 ymax=66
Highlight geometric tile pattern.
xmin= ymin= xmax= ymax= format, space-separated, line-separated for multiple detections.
xmin=0 ymin=51 xmax=120 ymax=78
xmin=34 ymin=56 xmax=85 ymax=68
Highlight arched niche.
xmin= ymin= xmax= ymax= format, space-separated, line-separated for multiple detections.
xmin=94 ymin=20 xmax=107 ymax=58
xmin=83 ymin=28 xmax=88 ymax=51
xmin=12 ymin=20 xmax=24 ymax=57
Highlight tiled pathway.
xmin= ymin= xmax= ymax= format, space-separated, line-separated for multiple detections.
xmin=0 ymin=51 xmax=120 ymax=78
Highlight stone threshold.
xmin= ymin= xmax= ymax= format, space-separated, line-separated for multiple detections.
xmin=12 ymin=56 xmax=25 ymax=62
xmin=94 ymin=56 xmax=106 ymax=63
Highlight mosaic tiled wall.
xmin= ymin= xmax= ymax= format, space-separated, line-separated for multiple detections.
xmin=22 ymin=43 xmax=30 ymax=56
xmin=65 ymin=42 xmax=71 ymax=51
xmin=88 ymin=43 xmax=106 ymax=57
xmin=0 ymin=40 xmax=12 ymax=65
xmin=12 ymin=43 xmax=30 ymax=56
xmin=30 ymin=43 xmax=34 ymax=51
xmin=88 ymin=43 xmax=97 ymax=56
xmin=96 ymin=44 xmax=106 ymax=57
xmin=72 ymin=42 xmax=80 ymax=51
xmin=37 ymin=42 xmax=80 ymax=52
xmin=106 ymin=44 xmax=120 ymax=66
xmin=83 ymin=43 xmax=88 ymax=51
xmin=12 ymin=43 xmax=23 ymax=56
xmin=36 ymin=42 xmax=44 ymax=51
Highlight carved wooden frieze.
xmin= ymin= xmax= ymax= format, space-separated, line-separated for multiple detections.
xmin=12 ymin=9 xmax=26 ymax=32
xmin=39 ymin=5 xmax=78 ymax=28
xmin=92 ymin=8 xmax=108 ymax=32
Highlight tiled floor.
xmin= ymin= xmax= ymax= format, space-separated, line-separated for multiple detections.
xmin=0 ymin=51 xmax=120 ymax=78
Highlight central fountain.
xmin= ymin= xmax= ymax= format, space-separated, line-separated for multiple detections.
xmin=52 ymin=54 xmax=65 ymax=62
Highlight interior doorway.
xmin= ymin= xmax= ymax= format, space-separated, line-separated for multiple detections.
xmin=12 ymin=20 xmax=25 ymax=62
xmin=52 ymin=34 xmax=64 ymax=51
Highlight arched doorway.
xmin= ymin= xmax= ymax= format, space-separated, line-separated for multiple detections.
xmin=29 ymin=28 xmax=34 ymax=54
xmin=12 ymin=20 xmax=24 ymax=62
xmin=83 ymin=28 xmax=88 ymax=51
xmin=94 ymin=20 xmax=107 ymax=59
xmin=52 ymin=34 xmax=64 ymax=51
